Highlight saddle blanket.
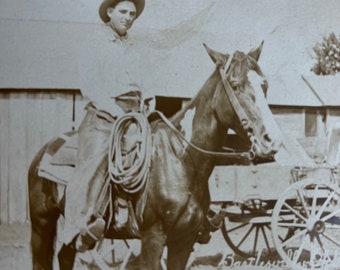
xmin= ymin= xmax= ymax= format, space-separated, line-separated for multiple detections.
xmin=38 ymin=111 xmax=162 ymax=185
xmin=38 ymin=131 xmax=78 ymax=185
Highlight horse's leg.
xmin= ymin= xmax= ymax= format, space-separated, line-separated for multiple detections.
xmin=30 ymin=213 xmax=59 ymax=270
xmin=138 ymin=223 xmax=167 ymax=270
xmin=57 ymin=243 xmax=77 ymax=270
xmin=29 ymin=177 xmax=60 ymax=270
xmin=166 ymin=198 xmax=204 ymax=270
xmin=167 ymin=233 xmax=197 ymax=270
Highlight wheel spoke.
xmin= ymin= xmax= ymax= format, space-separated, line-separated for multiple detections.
xmin=315 ymin=233 xmax=325 ymax=253
xmin=252 ymin=226 xmax=259 ymax=256
xmin=260 ymin=225 xmax=272 ymax=254
xmin=279 ymin=228 xmax=308 ymax=249
xmin=99 ymin=240 xmax=117 ymax=258
xmin=123 ymin=239 xmax=130 ymax=249
xmin=110 ymin=239 xmax=115 ymax=262
xmin=316 ymin=191 xmax=336 ymax=220
xmin=292 ymin=237 xmax=306 ymax=264
xmin=325 ymin=223 xmax=340 ymax=229
xmin=283 ymin=202 xmax=307 ymax=222
xmin=321 ymin=232 xmax=340 ymax=248
xmin=227 ymin=222 xmax=249 ymax=233
xmin=277 ymin=222 xmax=307 ymax=228
xmin=237 ymin=224 xmax=255 ymax=248
xmin=311 ymin=185 xmax=319 ymax=217
xmin=321 ymin=208 xmax=340 ymax=222
xmin=297 ymin=188 xmax=310 ymax=218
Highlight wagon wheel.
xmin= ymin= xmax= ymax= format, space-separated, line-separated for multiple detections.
xmin=79 ymin=238 xmax=140 ymax=270
xmin=221 ymin=200 xmax=276 ymax=258
xmin=271 ymin=179 xmax=340 ymax=269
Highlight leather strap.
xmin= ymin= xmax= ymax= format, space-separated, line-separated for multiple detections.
xmin=154 ymin=110 xmax=253 ymax=159
xmin=219 ymin=53 xmax=268 ymax=132
xmin=152 ymin=53 xmax=269 ymax=161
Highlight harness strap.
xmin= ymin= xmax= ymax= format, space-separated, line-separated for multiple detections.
xmin=219 ymin=53 xmax=268 ymax=133
xmin=219 ymin=67 xmax=250 ymax=130
xmin=154 ymin=110 xmax=253 ymax=159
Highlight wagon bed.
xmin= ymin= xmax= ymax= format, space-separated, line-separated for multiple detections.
xmin=207 ymin=125 xmax=340 ymax=269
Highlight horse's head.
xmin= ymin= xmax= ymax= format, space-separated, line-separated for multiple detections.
xmin=204 ymin=42 xmax=282 ymax=158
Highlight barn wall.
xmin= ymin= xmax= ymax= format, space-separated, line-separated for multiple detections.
xmin=270 ymin=107 xmax=305 ymax=138
xmin=327 ymin=108 xmax=340 ymax=133
xmin=0 ymin=89 xmax=86 ymax=224
xmin=270 ymin=106 xmax=340 ymax=161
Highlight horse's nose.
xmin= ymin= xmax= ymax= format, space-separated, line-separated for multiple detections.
xmin=262 ymin=133 xmax=272 ymax=143
xmin=263 ymin=133 xmax=282 ymax=153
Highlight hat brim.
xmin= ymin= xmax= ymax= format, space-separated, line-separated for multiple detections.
xmin=99 ymin=0 xmax=145 ymax=23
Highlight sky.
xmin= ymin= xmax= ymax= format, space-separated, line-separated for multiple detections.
xmin=1 ymin=0 xmax=340 ymax=102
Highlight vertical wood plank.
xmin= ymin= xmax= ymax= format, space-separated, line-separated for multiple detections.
xmin=26 ymin=91 xmax=45 ymax=222
xmin=8 ymin=92 xmax=28 ymax=223
xmin=41 ymin=92 xmax=58 ymax=142
xmin=74 ymin=93 xmax=87 ymax=130
xmin=55 ymin=92 xmax=74 ymax=133
xmin=0 ymin=92 xmax=10 ymax=224
xmin=26 ymin=92 xmax=43 ymax=165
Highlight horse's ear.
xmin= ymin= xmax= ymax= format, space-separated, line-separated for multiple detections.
xmin=203 ymin=43 xmax=229 ymax=67
xmin=248 ymin=40 xmax=264 ymax=61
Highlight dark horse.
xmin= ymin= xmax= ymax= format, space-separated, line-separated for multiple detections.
xmin=28 ymin=43 xmax=281 ymax=270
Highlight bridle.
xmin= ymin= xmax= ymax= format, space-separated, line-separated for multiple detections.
xmin=219 ymin=52 xmax=268 ymax=155
xmin=154 ymin=52 xmax=268 ymax=160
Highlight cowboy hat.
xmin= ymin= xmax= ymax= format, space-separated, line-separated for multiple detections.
xmin=99 ymin=0 xmax=145 ymax=23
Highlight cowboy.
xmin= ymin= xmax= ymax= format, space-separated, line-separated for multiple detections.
xmin=62 ymin=0 xmax=146 ymax=252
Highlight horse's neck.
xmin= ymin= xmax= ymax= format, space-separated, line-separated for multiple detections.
xmin=171 ymin=72 xmax=224 ymax=164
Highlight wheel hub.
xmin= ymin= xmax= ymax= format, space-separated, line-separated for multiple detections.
xmin=312 ymin=220 xmax=325 ymax=234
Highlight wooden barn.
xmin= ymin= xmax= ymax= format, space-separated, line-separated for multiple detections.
xmin=1 ymin=77 xmax=340 ymax=225
xmin=1 ymin=0 xmax=340 ymax=226
xmin=0 ymin=89 xmax=87 ymax=224
xmin=267 ymin=73 xmax=340 ymax=160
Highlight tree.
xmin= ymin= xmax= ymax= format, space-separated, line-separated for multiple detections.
xmin=312 ymin=32 xmax=340 ymax=75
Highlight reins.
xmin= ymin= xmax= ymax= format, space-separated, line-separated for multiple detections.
xmin=107 ymin=53 xmax=267 ymax=193
xmin=154 ymin=53 xmax=269 ymax=161
xmin=153 ymin=110 xmax=254 ymax=160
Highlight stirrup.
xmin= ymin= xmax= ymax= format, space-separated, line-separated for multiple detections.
xmin=76 ymin=218 xmax=106 ymax=252
xmin=80 ymin=218 xmax=106 ymax=241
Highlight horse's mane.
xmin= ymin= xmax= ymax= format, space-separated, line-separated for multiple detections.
xmin=168 ymin=52 xmax=258 ymax=129
xmin=227 ymin=52 xmax=255 ymax=89
xmin=170 ymin=69 xmax=220 ymax=127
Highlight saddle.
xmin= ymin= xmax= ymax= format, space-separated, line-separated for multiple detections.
xmin=38 ymin=91 xmax=155 ymax=184
xmin=38 ymin=131 xmax=78 ymax=185
xmin=38 ymin=94 xmax=155 ymax=238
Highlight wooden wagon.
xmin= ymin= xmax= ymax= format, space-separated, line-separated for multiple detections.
xmin=207 ymin=124 xmax=340 ymax=269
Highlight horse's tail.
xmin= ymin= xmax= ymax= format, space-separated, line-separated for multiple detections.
xmin=28 ymin=141 xmax=47 ymax=190
xmin=28 ymin=138 xmax=62 ymax=270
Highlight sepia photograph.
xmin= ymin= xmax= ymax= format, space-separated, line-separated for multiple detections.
xmin=1 ymin=0 xmax=340 ymax=269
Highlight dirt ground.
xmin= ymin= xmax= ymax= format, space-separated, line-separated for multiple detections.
xmin=12 ymin=220 xmax=340 ymax=270
xmin=0 ymin=222 xmax=289 ymax=270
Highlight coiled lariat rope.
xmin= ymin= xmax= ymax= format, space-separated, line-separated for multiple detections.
xmin=108 ymin=112 xmax=152 ymax=194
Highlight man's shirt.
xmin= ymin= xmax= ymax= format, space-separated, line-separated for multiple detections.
xmin=78 ymin=24 xmax=142 ymax=116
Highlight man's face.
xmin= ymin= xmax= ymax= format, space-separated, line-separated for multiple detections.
xmin=107 ymin=1 xmax=137 ymax=36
